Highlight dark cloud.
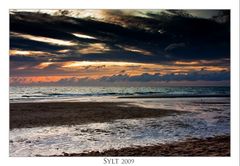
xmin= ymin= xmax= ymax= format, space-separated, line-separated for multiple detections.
xmin=10 ymin=55 xmax=39 ymax=62
xmin=10 ymin=10 xmax=230 ymax=86
xmin=10 ymin=36 xmax=70 ymax=52
xmin=10 ymin=10 xmax=230 ymax=64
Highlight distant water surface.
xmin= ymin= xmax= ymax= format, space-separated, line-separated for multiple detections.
xmin=10 ymin=86 xmax=230 ymax=103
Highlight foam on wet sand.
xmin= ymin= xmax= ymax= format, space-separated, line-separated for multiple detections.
xmin=9 ymin=97 xmax=230 ymax=157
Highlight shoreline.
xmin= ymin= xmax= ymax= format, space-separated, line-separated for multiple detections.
xmin=10 ymin=95 xmax=230 ymax=104
xmin=118 ymin=94 xmax=230 ymax=98
xmin=47 ymin=135 xmax=230 ymax=157
xmin=10 ymin=102 xmax=182 ymax=129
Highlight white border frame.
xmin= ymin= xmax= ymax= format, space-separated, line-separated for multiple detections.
xmin=1 ymin=0 xmax=239 ymax=166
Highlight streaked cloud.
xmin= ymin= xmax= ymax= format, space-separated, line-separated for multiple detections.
xmin=62 ymin=61 xmax=141 ymax=68
xmin=78 ymin=43 xmax=110 ymax=54
xmin=11 ymin=32 xmax=77 ymax=46
xmin=117 ymin=45 xmax=152 ymax=56
xmin=57 ymin=49 xmax=70 ymax=53
xmin=9 ymin=9 xmax=230 ymax=86
xmin=10 ymin=50 xmax=54 ymax=57
xmin=34 ymin=62 xmax=54 ymax=69
xmin=72 ymin=33 xmax=97 ymax=39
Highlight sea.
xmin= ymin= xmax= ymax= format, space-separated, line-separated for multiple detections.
xmin=9 ymin=86 xmax=230 ymax=156
xmin=10 ymin=86 xmax=230 ymax=103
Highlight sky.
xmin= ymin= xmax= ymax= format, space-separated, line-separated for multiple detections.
xmin=10 ymin=9 xmax=230 ymax=86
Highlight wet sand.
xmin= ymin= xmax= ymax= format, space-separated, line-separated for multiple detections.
xmin=51 ymin=135 xmax=230 ymax=157
xmin=10 ymin=102 xmax=181 ymax=129
xmin=10 ymin=102 xmax=230 ymax=156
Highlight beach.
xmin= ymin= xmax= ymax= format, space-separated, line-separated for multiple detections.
xmin=10 ymin=102 xmax=181 ymax=129
xmin=10 ymin=96 xmax=230 ymax=157
xmin=53 ymin=135 xmax=230 ymax=157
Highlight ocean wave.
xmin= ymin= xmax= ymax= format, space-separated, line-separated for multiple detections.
xmin=9 ymin=86 xmax=230 ymax=102
xmin=20 ymin=92 xmax=230 ymax=99
xmin=21 ymin=92 xmax=158 ymax=98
